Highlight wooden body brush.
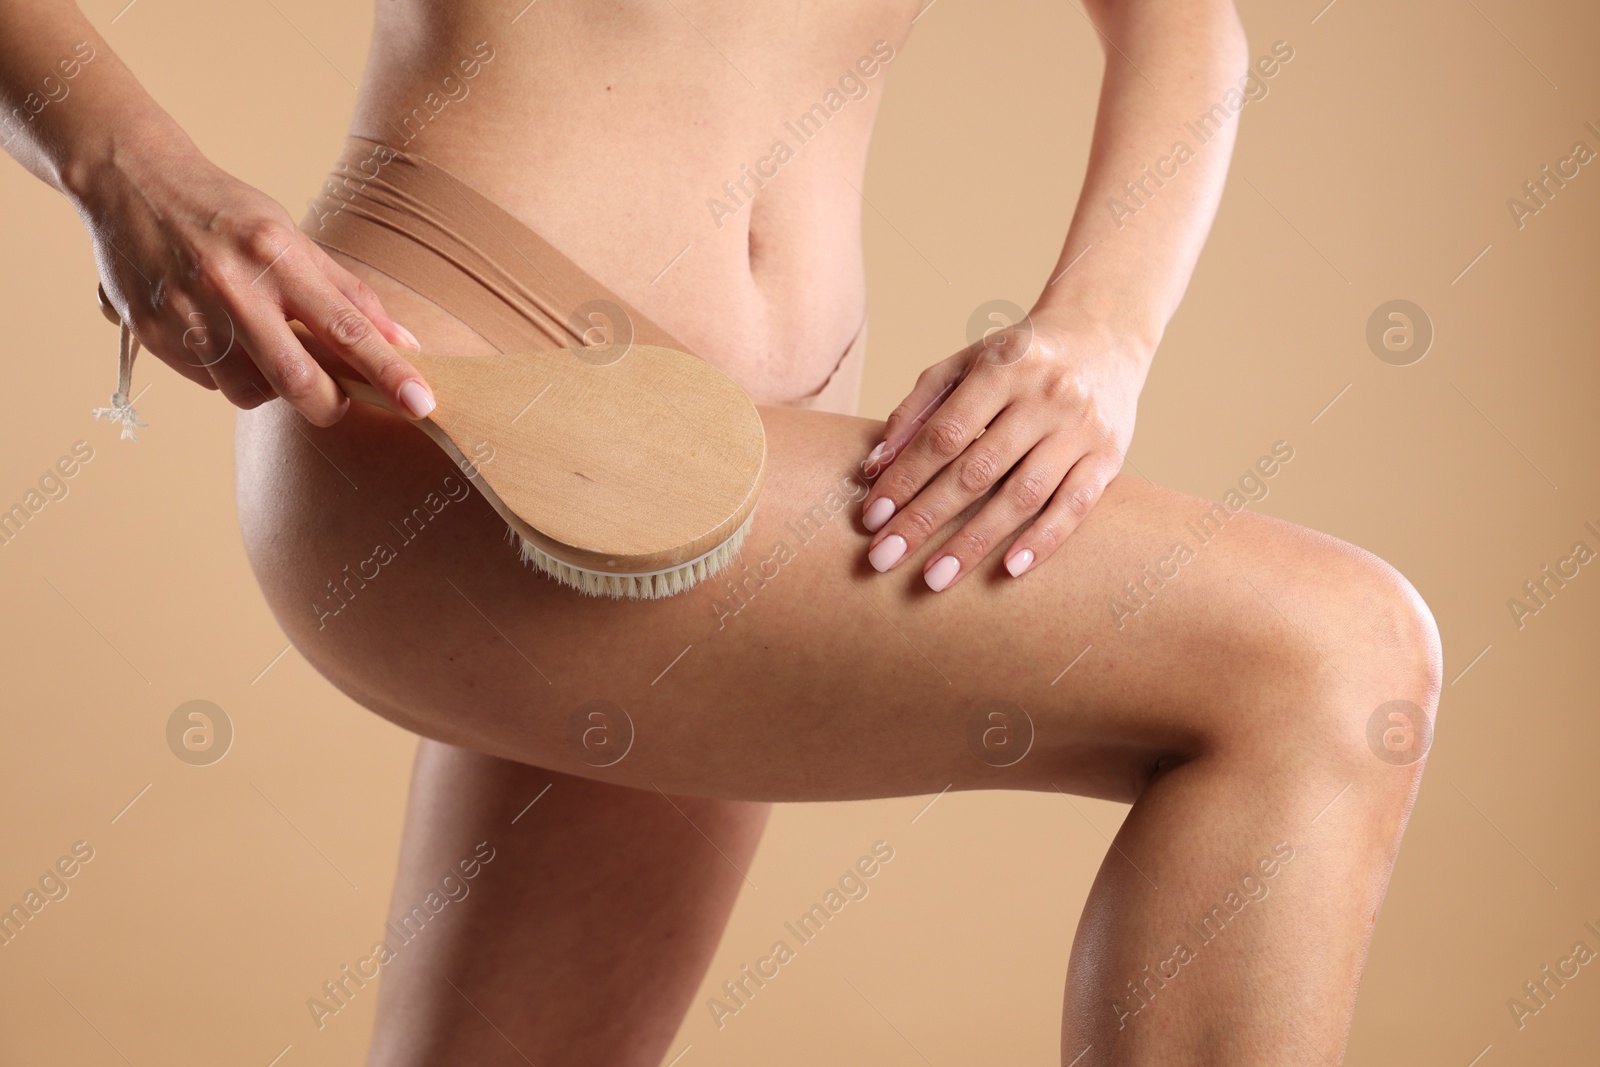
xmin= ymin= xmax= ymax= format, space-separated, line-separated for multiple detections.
xmin=95 ymin=285 xmax=767 ymax=599
xmin=329 ymin=338 xmax=768 ymax=599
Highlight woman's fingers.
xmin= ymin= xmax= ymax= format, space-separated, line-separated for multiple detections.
xmin=281 ymin=262 xmax=435 ymax=420
xmin=224 ymin=222 xmax=429 ymax=421
xmin=198 ymin=323 xmax=278 ymax=409
xmin=1000 ymin=450 xmax=1120 ymax=580
xmin=864 ymin=400 xmax=1034 ymax=578
xmin=134 ymin=296 xmax=264 ymax=402
xmin=895 ymin=443 xmax=1119 ymax=594
xmin=105 ymin=283 xmax=219 ymax=392
xmin=861 ymin=360 xmax=1005 ymax=532
xmin=907 ymin=434 xmax=1080 ymax=590
xmin=866 ymin=350 xmax=968 ymax=477
xmin=862 ymin=418 xmax=1125 ymax=593
xmin=313 ymin=245 xmax=422 ymax=352
xmin=225 ymin=304 xmax=347 ymax=422
xmin=141 ymin=323 xmax=221 ymax=392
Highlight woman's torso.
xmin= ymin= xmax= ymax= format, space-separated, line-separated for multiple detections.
xmin=342 ymin=0 xmax=919 ymax=401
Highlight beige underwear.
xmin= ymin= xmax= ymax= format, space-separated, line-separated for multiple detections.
xmin=299 ymin=135 xmax=865 ymax=416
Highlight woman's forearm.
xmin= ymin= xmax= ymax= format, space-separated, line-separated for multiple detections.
xmin=0 ymin=0 xmax=195 ymax=206
xmin=858 ymin=1 xmax=1257 ymax=588
xmin=1 ymin=0 xmax=435 ymax=425
xmin=1032 ymin=0 xmax=1251 ymax=364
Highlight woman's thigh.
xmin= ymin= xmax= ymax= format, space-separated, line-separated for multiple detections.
xmin=236 ymin=373 xmax=1428 ymax=805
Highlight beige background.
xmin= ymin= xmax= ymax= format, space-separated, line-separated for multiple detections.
xmin=2 ymin=0 xmax=1596 ymax=1063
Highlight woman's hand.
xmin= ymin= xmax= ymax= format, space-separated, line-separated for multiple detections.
xmin=859 ymin=311 xmax=1148 ymax=591
xmin=75 ymin=128 xmax=431 ymax=424
xmin=846 ymin=0 xmax=1252 ymax=592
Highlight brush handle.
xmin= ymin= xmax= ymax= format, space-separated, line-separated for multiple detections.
xmin=330 ymin=371 xmax=399 ymax=415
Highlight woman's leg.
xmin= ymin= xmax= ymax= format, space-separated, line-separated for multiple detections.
xmin=313 ymin=255 xmax=791 ymax=1067
xmin=364 ymin=743 xmax=767 ymax=1065
xmin=238 ymin=389 xmax=1440 ymax=1064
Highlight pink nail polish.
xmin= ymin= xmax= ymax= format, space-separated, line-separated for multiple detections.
xmin=398 ymin=380 xmax=436 ymax=418
xmin=391 ymin=322 xmax=422 ymax=351
xmin=924 ymin=555 xmax=960 ymax=592
xmin=863 ymin=497 xmax=895 ymax=532
xmin=1006 ymin=548 xmax=1034 ymax=577
xmin=868 ymin=534 xmax=906 ymax=572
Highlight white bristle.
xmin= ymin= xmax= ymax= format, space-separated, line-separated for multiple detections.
xmin=514 ymin=511 xmax=755 ymax=600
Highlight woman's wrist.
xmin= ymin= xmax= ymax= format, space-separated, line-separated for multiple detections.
xmin=1027 ymin=297 xmax=1161 ymax=379
xmin=57 ymin=101 xmax=198 ymax=219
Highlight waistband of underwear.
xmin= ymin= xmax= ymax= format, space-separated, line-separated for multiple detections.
xmin=297 ymin=135 xmax=689 ymax=357
xmin=297 ymin=135 xmax=866 ymax=413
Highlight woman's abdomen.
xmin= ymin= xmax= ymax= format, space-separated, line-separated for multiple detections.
xmin=346 ymin=2 xmax=907 ymax=399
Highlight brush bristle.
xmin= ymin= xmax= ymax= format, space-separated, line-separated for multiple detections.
xmin=514 ymin=512 xmax=754 ymax=600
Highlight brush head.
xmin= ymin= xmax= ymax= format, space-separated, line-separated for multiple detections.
xmin=514 ymin=506 xmax=756 ymax=599
xmin=323 ymin=335 xmax=767 ymax=600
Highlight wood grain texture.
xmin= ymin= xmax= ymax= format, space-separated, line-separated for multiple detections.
xmin=335 ymin=344 xmax=767 ymax=575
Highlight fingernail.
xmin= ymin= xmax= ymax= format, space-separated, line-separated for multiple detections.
xmin=868 ymin=534 xmax=906 ymax=572
xmin=924 ymin=554 xmax=960 ymax=592
xmin=398 ymin=379 xmax=436 ymax=418
xmin=391 ymin=321 xmax=422 ymax=351
xmin=1005 ymin=548 xmax=1034 ymax=577
xmin=863 ymin=497 xmax=896 ymax=532
xmin=866 ymin=440 xmax=887 ymax=465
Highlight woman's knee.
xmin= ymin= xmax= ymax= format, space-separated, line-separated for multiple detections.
xmin=1322 ymin=544 xmax=1443 ymax=781
xmin=1195 ymin=520 xmax=1442 ymax=782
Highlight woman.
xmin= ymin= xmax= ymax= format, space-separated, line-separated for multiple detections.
xmin=1 ymin=0 xmax=1441 ymax=1063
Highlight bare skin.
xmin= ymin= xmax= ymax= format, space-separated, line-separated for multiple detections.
xmin=2 ymin=0 xmax=1443 ymax=1062
xmin=235 ymin=280 xmax=1442 ymax=1063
